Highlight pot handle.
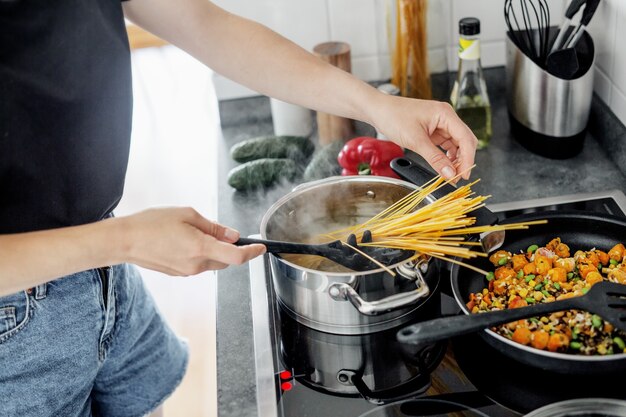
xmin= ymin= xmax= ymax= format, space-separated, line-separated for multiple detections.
xmin=328 ymin=265 xmax=430 ymax=316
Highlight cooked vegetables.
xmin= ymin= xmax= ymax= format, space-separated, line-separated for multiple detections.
xmin=469 ymin=238 xmax=626 ymax=356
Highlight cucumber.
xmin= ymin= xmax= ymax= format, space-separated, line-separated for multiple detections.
xmin=230 ymin=135 xmax=314 ymax=163
xmin=303 ymin=139 xmax=346 ymax=182
xmin=227 ymin=158 xmax=300 ymax=191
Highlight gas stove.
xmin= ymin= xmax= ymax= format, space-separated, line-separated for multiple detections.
xmin=248 ymin=190 xmax=626 ymax=417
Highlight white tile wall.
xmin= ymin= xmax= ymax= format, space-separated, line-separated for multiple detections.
xmin=211 ymin=0 xmax=626 ymax=127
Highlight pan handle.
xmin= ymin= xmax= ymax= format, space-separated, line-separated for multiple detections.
xmin=390 ymin=156 xmax=504 ymax=252
xmin=328 ymin=262 xmax=430 ymax=316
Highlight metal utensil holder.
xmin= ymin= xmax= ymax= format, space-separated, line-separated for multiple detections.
xmin=505 ymin=28 xmax=595 ymax=159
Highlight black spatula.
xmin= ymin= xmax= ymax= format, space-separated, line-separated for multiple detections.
xmin=236 ymin=231 xmax=415 ymax=271
xmin=397 ymin=281 xmax=626 ymax=346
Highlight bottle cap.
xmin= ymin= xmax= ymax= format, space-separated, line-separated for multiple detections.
xmin=459 ymin=17 xmax=480 ymax=36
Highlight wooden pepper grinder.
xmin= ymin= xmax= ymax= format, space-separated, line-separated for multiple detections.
xmin=313 ymin=42 xmax=354 ymax=145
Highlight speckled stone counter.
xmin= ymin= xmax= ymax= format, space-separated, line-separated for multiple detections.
xmin=215 ymin=67 xmax=626 ymax=417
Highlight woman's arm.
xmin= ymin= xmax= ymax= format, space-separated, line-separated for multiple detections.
xmin=123 ymin=0 xmax=477 ymax=180
xmin=0 ymin=208 xmax=265 ymax=296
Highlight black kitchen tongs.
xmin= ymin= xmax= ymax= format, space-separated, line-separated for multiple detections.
xmin=235 ymin=230 xmax=415 ymax=271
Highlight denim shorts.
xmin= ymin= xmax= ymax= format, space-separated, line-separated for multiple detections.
xmin=0 ymin=264 xmax=189 ymax=417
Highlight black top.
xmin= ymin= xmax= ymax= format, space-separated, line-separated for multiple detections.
xmin=0 ymin=0 xmax=132 ymax=233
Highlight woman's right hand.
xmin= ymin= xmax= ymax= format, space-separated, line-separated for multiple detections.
xmin=115 ymin=207 xmax=266 ymax=276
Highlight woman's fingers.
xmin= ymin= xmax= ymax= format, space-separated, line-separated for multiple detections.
xmin=433 ymin=104 xmax=478 ymax=180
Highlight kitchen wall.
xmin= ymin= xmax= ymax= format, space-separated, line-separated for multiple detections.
xmin=212 ymin=0 xmax=626 ymax=126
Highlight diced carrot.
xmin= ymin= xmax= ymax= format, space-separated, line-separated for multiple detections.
xmin=596 ymin=250 xmax=610 ymax=266
xmin=531 ymin=330 xmax=550 ymax=350
xmin=534 ymin=255 xmax=552 ymax=275
xmin=554 ymin=243 xmax=570 ymax=258
xmin=578 ymin=263 xmax=597 ymax=279
xmin=512 ymin=327 xmax=532 ymax=345
xmin=547 ymin=267 xmax=567 ymax=283
xmin=512 ymin=254 xmax=529 ymax=272
xmin=489 ymin=250 xmax=510 ymax=267
xmin=495 ymin=267 xmax=516 ymax=281
xmin=492 ymin=279 xmax=508 ymax=295
xmin=523 ymin=262 xmax=537 ymax=275
xmin=508 ymin=296 xmax=528 ymax=309
xmin=547 ymin=333 xmax=570 ymax=352
xmin=608 ymin=243 xmax=625 ymax=262
xmin=585 ymin=271 xmax=603 ymax=286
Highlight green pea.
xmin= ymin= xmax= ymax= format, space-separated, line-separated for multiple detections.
xmin=592 ymin=314 xmax=603 ymax=328
xmin=527 ymin=244 xmax=539 ymax=253
xmin=486 ymin=271 xmax=495 ymax=281
xmin=572 ymin=330 xmax=579 ymax=340
xmin=525 ymin=274 xmax=536 ymax=282
xmin=530 ymin=317 xmax=540 ymax=324
xmin=517 ymin=270 xmax=524 ymax=279
xmin=610 ymin=259 xmax=619 ymax=266
xmin=597 ymin=264 xmax=603 ymax=270
xmin=581 ymin=287 xmax=589 ymax=294
xmin=567 ymin=272 xmax=573 ymax=279
xmin=542 ymin=290 xmax=551 ymax=298
xmin=534 ymin=283 xmax=543 ymax=290
xmin=570 ymin=341 xmax=582 ymax=350
xmin=525 ymin=297 xmax=536 ymax=303
xmin=553 ymin=282 xmax=561 ymax=290
xmin=498 ymin=257 xmax=508 ymax=266
xmin=614 ymin=337 xmax=626 ymax=351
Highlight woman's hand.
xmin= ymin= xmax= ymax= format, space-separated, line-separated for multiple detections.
xmin=118 ymin=207 xmax=266 ymax=276
xmin=369 ymin=93 xmax=478 ymax=181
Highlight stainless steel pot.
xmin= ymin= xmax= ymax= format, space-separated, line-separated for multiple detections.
xmin=260 ymin=176 xmax=439 ymax=335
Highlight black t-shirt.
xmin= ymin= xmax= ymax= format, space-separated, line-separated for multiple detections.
xmin=0 ymin=0 xmax=132 ymax=233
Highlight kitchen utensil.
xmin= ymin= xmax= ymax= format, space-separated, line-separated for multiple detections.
xmin=506 ymin=30 xmax=594 ymax=158
xmin=236 ymin=233 xmax=415 ymax=272
xmin=504 ymin=0 xmax=551 ymax=63
xmin=261 ymin=175 xmax=440 ymax=335
xmin=549 ymin=0 xmax=586 ymax=53
xmin=563 ymin=0 xmax=600 ymax=49
xmin=546 ymin=46 xmax=579 ymax=79
xmin=397 ymin=280 xmax=626 ymax=347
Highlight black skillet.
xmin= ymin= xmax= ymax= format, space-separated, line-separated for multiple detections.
xmin=390 ymin=156 xmax=626 ymax=376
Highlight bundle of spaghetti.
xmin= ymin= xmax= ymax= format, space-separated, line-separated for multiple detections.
xmin=324 ymin=173 xmax=547 ymax=275
xmin=390 ymin=0 xmax=431 ymax=99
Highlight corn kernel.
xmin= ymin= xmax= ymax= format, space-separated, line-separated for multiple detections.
xmin=472 ymin=306 xmax=479 ymax=313
xmin=482 ymin=288 xmax=488 ymax=295
xmin=534 ymin=291 xmax=543 ymax=301
xmin=543 ymin=324 xmax=551 ymax=332
xmin=540 ymin=316 xmax=549 ymax=323
xmin=529 ymin=280 xmax=536 ymax=287
xmin=519 ymin=288 xmax=529 ymax=297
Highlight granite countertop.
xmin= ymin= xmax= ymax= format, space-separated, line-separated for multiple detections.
xmin=215 ymin=67 xmax=626 ymax=417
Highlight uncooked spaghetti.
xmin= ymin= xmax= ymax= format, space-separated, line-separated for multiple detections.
xmin=390 ymin=0 xmax=431 ymax=99
xmin=325 ymin=171 xmax=547 ymax=275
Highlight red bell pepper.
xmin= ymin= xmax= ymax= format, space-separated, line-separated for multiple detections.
xmin=337 ymin=136 xmax=405 ymax=178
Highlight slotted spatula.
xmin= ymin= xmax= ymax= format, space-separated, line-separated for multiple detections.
xmin=236 ymin=231 xmax=415 ymax=271
xmin=397 ymin=281 xmax=626 ymax=346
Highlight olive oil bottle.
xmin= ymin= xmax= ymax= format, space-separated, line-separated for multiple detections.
xmin=450 ymin=17 xmax=492 ymax=149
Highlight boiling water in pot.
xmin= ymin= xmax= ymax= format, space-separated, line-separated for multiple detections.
xmin=264 ymin=179 xmax=420 ymax=273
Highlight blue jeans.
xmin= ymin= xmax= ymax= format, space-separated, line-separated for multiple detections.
xmin=0 ymin=264 xmax=188 ymax=417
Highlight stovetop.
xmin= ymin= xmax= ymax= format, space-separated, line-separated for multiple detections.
xmin=248 ymin=190 xmax=626 ymax=417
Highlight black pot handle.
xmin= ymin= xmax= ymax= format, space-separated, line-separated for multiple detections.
xmin=390 ymin=156 xmax=500 ymax=228
xmin=349 ymin=371 xmax=431 ymax=405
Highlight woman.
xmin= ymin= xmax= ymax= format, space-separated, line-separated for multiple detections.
xmin=0 ymin=0 xmax=477 ymax=415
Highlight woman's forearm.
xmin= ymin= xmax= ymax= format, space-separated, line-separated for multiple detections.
xmin=0 ymin=218 xmax=125 ymax=296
